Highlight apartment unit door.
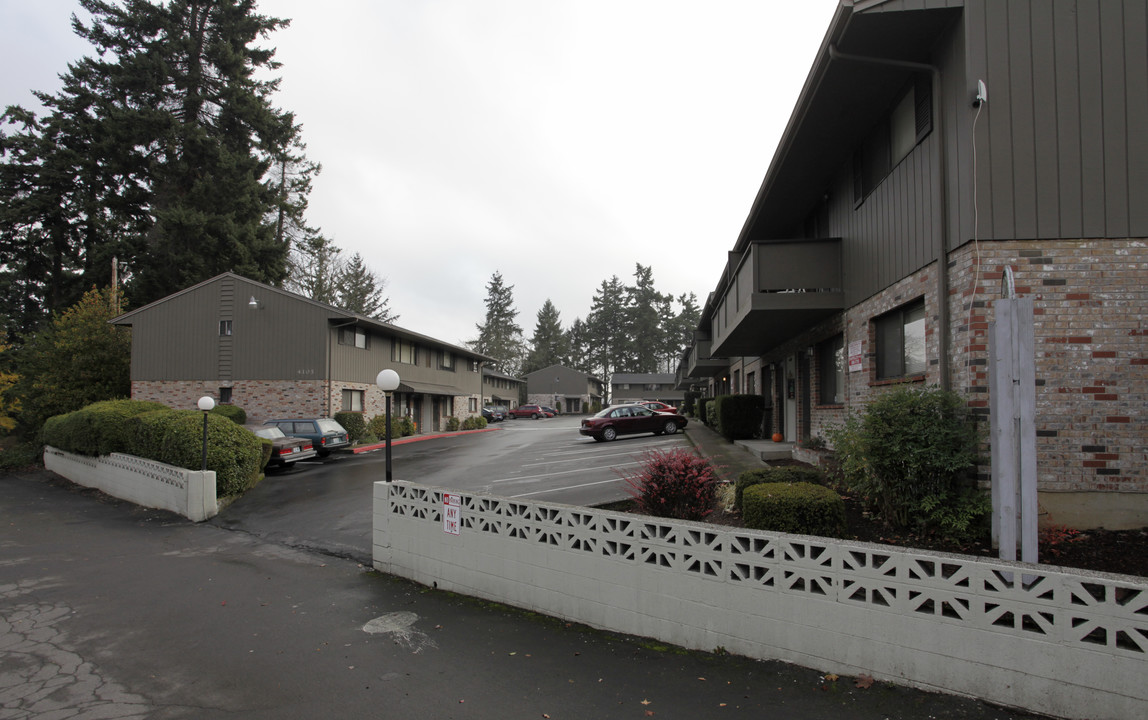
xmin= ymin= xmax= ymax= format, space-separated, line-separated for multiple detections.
xmin=784 ymin=355 xmax=797 ymax=442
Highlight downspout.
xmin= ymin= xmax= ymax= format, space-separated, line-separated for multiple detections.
xmin=827 ymin=45 xmax=952 ymax=391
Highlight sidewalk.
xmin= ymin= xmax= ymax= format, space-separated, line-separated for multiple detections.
xmin=683 ymin=421 xmax=796 ymax=483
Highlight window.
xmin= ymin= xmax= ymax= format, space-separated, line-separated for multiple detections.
xmin=875 ymin=300 xmax=926 ymax=380
xmin=341 ymin=389 xmax=364 ymax=412
xmin=339 ymin=327 xmax=368 ymax=349
xmin=818 ymin=335 xmax=845 ymax=404
xmin=468 ymin=359 xmax=480 ymax=372
xmin=392 ymin=339 xmax=418 ymax=364
xmin=747 ymin=371 xmax=756 ymax=396
xmin=468 ymin=398 xmax=478 ymax=413
xmin=219 ymin=387 xmax=233 ymax=404
xmin=219 ymin=320 xmax=232 ymax=336
xmin=441 ymin=350 xmax=454 ymax=370
xmin=853 ymin=77 xmax=932 ymax=204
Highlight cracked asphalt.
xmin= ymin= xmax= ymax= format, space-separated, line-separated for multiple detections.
xmin=1 ymin=469 xmax=1051 ymax=719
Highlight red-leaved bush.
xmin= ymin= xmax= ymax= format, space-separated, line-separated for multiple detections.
xmin=621 ymin=448 xmax=720 ymax=521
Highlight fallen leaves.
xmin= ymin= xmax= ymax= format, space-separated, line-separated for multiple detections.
xmin=854 ymin=673 xmax=875 ymax=689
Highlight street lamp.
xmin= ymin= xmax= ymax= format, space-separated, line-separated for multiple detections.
xmin=197 ymin=396 xmax=215 ymax=471
xmin=376 ymin=369 xmax=401 ymax=482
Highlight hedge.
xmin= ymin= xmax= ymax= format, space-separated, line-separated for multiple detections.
xmin=741 ymin=482 xmax=846 ymax=537
xmin=41 ymin=399 xmax=169 ymax=457
xmin=713 ymin=394 xmax=765 ymax=440
xmin=210 ymin=404 xmax=247 ymax=425
xmin=335 ymin=411 xmax=368 ymax=442
xmin=125 ymin=410 xmax=263 ymax=497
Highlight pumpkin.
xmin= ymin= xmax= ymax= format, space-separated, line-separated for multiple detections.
xmin=771 ymin=433 xmax=784 ymax=442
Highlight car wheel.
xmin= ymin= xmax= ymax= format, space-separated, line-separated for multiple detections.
xmin=662 ymin=420 xmax=678 ymax=435
xmin=602 ymin=427 xmax=617 ymax=442
xmin=531 ymin=413 xmax=539 ymax=419
xmin=317 ymin=449 xmax=330 ymax=458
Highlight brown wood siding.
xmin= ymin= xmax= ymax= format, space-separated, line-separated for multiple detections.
xmin=966 ymin=0 xmax=1148 ymax=240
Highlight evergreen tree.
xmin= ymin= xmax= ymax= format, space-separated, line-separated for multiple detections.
xmin=665 ymin=292 xmax=701 ymax=372
xmin=523 ymin=299 xmax=567 ymax=375
xmin=284 ymin=235 xmax=342 ymax=305
xmin=585 ymin=275 xmax=628 ymax=383
xmin=11 ymin=286 xmax=131 ymax=432
xmin=564 ymin=317 xmax=592 ymax=375
xmin=623 ymin=264 xmax=666 ymax=373
xmin=0 ymin=0 xmax=317 ymax=335
xmin=469 ymin=271 xmax=524 ymax=375
xmin=336 ymin=253 xmax=396 ymax=322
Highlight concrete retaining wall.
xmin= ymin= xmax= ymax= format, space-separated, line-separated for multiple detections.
xmin=44 ymin=446 xmax=218 ymax=522
xmin=373 ymin=481 xmax=1147 ymax=720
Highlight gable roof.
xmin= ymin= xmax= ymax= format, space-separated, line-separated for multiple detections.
xmin=111 ymin=272 xmax=493 ymax=361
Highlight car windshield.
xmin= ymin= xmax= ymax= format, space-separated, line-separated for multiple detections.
xmin=317 ymin=419 xmax=346 ymax=433
xmin=254 ymin=427 xmax=285 ymax=439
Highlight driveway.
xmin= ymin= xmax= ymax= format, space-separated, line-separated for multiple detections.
xmin=213 ymin=416 xmax=690 ymax=563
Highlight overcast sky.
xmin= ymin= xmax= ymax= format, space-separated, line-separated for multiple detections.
xmin=1 ymin=0 xmax=839 ymax=347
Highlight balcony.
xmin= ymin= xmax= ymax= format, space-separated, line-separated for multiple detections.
xmin=711 ymin=239 xmax=844 ymax=357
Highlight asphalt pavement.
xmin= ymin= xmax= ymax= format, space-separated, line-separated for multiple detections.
xmin=1 ymin=446 xmax=1050 ymax=719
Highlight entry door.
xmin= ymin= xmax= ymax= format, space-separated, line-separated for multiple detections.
xmin=784 ymin=355 xmax=797 ymax=442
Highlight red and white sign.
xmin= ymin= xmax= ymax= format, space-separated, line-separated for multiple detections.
xmin=443 ymin=493 xmax=461 ymax=535
xmin=848 ymin=340 xmax=863 ymax=373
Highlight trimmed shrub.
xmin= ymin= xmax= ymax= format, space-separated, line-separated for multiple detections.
xmin=446 ymin=416 xmax=461 ymax=432
xmin=42 ymin=399 xmax=169 ymax=456
xmin=335 ymin=411 xmax=368 ymax=442
xmin=742 ymin=482 xmax=846 ymax=537
xmin=461 ymin=416 xmax=487 ymax=430
xmin=210 ymin=404 xmax=246 ymax=425
xmin=734 ymin=466 xmax=826 ymax=511
xmin=682 ymin=391 xmax=700 ymax=417
xmin=826 ymin=384 xmax=982 ymax=531
xmin=366 ymin=414 xmax=389 ymax=440
xmin=621 ymin=448 xmax=720 ymax=521
xmin=714 ymin=394 xmax=765 ymax=440
xmin=126 ymin=410 xmax=263 ymax=497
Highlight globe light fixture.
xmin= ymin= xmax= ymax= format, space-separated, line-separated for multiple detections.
xmin=376 ymin=369 xmax=401 ymax=482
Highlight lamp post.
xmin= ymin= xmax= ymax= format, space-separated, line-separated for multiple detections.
xmin=197 ymin=396 xmax=215 ymax=471
xmin=376 ymin=369 xmax=401 ymax=482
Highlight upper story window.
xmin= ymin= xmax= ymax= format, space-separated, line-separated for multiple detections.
xmin=339 ymin=327 xmax=368 ymax=349
xmin=853 ymin=76 xmax=932 ymax=205
xmin=874 ymin=300 xmax=926 ymax=380
xmin=440 ymin=350 xmax=454 ymax=371
xmin=392 ymin=338 xmax=418 ymax=365
xmin=219 ymin=320 xmax=232 ymax=336
xmin=468 ymin=359 xmax=480 ymax=372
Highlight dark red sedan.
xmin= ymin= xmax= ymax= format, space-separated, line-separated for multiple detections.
xmin=579 ymin=404 xmax=688 ymax=442
xmin=641 ymin=401 xmax=679 ymax=414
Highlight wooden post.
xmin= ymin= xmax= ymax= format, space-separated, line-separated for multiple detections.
xmin=989 ymin=295 xmax=1037 ymax=564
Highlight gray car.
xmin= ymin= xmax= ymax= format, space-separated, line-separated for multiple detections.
xmin=263 ymin=418 xmax=350 ymax=457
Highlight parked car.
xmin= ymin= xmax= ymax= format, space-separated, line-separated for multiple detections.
xmin=540 ymin=405 xmax=560 ymax=417
xmin=508 ymin=404 xmax=552 ymax=419
xmin=641 ymin=401 xmax=678 ymax=414
xmin=482 ymin=406 xmax=506 ymax=422
xmin=249 ymin=425 xmax=317 ymax=468
xmin=579 ymin=404 xmax=688 ymax=442
xmin=263 ymin=417 xmax=350 ymax=456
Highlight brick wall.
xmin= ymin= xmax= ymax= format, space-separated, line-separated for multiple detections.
xmin=132 ymin=380 xmax=327 ymax=422
xmin=947 ymin=238 xmax=1147 ymax=496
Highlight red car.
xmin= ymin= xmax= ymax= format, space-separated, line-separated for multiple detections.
xmin=508 ymin=404 xmax=552 ymax=419
xmin=641 ymin=401 xmax=678 ymax=414
xmin=579 ymin=404 xmax=687 ymax=442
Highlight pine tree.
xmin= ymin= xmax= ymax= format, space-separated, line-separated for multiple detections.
xmin=523 ymin=299 xmax=567 ymax=375
xmin=336 ymin=253 xmax=396 ymax=322
xmin=564 ymin=317 xmax=592 ymax=375
xmin=470 ymin=271 xmax=524 ymax=375
xmin=585 ymin=275 xmax=628 ymax=383
xmin=0 ymin=0 xmax=318 ymax=333
xmin=284 ymin=235 xmax=343 ymax=306
xmin=623 ymin=264 xmax=666 ymax=373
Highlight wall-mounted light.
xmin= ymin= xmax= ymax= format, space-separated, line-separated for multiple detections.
xmin=248 ymin=296 xmax=260 ymax=309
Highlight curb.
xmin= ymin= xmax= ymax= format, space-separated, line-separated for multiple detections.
xmin=350 ymin=427 xmax=500 ymax=454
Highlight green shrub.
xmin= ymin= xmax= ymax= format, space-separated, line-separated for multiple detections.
xmin=366 ymin=414 xmax=389 ymax=439
xmin=126 ymin=410 xmax=263 ymax=497
xmin=699 ymin=398 xmax=715 ymax=426
xmin=446 ymin=416 xmax=461 ymax=432
xmin=826 ymin=384 xmax=982 ymax=531
xmin=0 ymin=440 xmax=43 ymax=470
xmin=210 ymin=404 xmax=246 ymax=425
xmin=734 ymin=466 xmax=826 ymax=511
xmin=42 ymin=399 xmax=169 ymax=456
xmin=398 ymin=416 xmax=416 ymax=436
xmin=714 ymin=394 xmax=765 ymax=440
xmin=335 ymin=411 xmax=367 ymax=442
xmin=622 ymin=448 xmax=720 ymax=521
xmin=742 ymin=482 xmax=846 ymax=537
xmin=461 ymin=416 xmax=487 ymax=430
xmin=683 ymin=391 xmax=700 ymax=417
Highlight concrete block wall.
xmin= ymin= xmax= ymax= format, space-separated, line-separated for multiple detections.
xmin=44 ymin=446 xmax=217 ymax=522
xmin=374 ymin=481 xmax=1148 ymax=720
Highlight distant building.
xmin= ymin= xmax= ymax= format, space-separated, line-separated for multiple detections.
xmin=610 ymin=373 xmax=684 ymax=406
xmin=482 ymin=367 xmax=524 ymax=409
xmin=112 ymin=273 xmax=490 ymax=433
xmin=523 ymin=365 xmax=605 ymax=414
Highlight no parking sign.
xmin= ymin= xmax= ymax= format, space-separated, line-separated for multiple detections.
xmin=443 ymin=493 xmax=461 ymax=535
